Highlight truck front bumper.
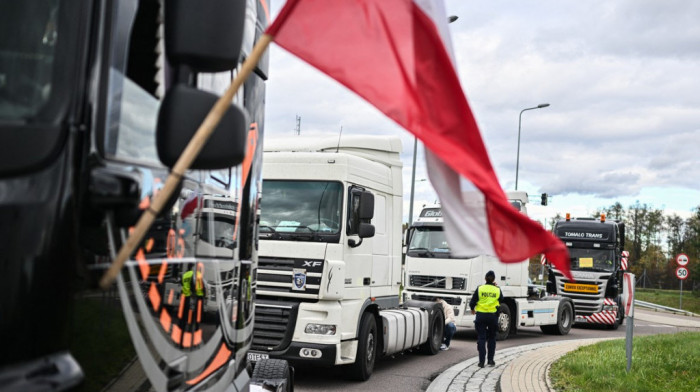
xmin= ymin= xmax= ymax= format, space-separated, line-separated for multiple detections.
xmin=247 ymin=342 xmax=337 ymax=367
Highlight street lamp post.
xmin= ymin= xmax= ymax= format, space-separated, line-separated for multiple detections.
xmin=515 ymin=103 xmax=550 ymax=190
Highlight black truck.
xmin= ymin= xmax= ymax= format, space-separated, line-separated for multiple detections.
xmin=547 ymin=214 xmax=629 ymax=329
xmin=0 ymin=1 xmax=290 ymax=390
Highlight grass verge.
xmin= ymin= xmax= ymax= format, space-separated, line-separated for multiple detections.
xmin=550 ymin=332 xmax=700 ymax=392
xmin=635 ymin=288 xmax=700 ymax=314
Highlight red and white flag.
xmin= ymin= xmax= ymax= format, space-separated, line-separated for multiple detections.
xmin=267 ymin=0 xmax=571 ymax=278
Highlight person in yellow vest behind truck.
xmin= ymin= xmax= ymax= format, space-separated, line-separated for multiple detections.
xmin=179 ymin=263 xmax=206 ymax=346
xmin=469 ymin=270 xmax=503 ymax=368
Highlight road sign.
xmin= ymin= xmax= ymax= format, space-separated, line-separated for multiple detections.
xmin=676 ymin=266 xmax=689 ymax=280
xmin=676 ymin=253 xmax=689 ymax=266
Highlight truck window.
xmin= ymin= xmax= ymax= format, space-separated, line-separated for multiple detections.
xmin=407 ymin=226 xmax=451 ymax=257
xmin=568 ymin=248 xmax=615 ymax=271
xmin=0 ymin=1 xmax=59 ymax=121
xmin=260 ymin=180 xmax=343 ymax=241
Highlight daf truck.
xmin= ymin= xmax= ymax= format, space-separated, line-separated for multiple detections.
xmin=403 ymin=194 xmax=575 ymax=340
xmin=249 ymin=135 xmax=444 ymax=381
xmin=0 ymin=1 xmax=290 ymax=390
xmin=548 ymin=214 xmax=630 ymax=329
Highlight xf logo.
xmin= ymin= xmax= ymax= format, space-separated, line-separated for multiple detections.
xmin=302 ymin=260 xmax=323 ymax=268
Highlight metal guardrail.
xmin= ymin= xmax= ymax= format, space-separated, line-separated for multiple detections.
xmin=634 ymin=299 xmax=698 ymax=317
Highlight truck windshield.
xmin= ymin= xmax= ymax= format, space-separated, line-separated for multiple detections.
xmin=568 ymin=248 xmax=615 ymax=272
xmin=407 ymin=226 xmax=452 ymax=258
xmin=0 ymin=0 xmax=60 ymax=121
xmin=259 ymin=180 xmax=343 ymax=242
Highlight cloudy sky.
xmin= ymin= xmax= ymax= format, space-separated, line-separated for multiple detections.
xmin=263 ymin=0 xmax=700 ymax=225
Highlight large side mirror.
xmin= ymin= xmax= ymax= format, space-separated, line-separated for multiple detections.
xmin=359 ymin=191 xmax=374 ymax=220
xmin=156 ymin=85 xmax=248 ymax=170
xmin=165 ymin=0 xmax=247 ymax=72
xmin=358 ymin=223 xmax=375 ymax=239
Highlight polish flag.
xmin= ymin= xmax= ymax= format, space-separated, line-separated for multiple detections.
xmin=267 ymin=0 xmax=571 ymax=278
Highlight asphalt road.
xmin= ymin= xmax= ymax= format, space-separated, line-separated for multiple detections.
xmin=292 ymin=309 xmax=700 ymax=392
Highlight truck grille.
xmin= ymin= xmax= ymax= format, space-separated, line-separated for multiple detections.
xmin=257 ymin=257 xmax=322 ymax=298
xmin=252 ymin=300 xmax=299 ymax=351
xmin=409 ymin=275 xmax=465 ymax=290
xmin=553 ymin=272 xmax=609 ymax=316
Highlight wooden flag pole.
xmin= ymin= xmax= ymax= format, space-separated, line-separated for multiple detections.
xmin=99 ymin=34 xmax=274 ymax=289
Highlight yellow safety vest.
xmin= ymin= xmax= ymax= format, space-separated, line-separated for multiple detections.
xmin=182 ymin=270 xmax=204 ymax=297
xmin=475 ymin=284 xmax=500 ymax=313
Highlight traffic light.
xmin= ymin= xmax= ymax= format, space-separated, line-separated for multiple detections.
xmin=540 ymin=193 xmax=548 ymax=206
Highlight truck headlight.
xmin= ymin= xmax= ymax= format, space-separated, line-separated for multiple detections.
xmin=603 ymin=305 xmax=617 ymax=312
xmin=305 ymin=323 xmax=336 ymax=335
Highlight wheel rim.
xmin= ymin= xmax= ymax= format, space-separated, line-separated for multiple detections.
xmin=366 ymin=331 xmax=375 ymax=363
xmin=498 ymin=313 xmax=509 ymax=332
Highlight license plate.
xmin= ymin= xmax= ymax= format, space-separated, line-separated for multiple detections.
xmin=247 ymin=352 xmax=269 ymax=362
xmin=564 ymin=283 xmax=598 ymax=294
xmin=575 ymin=316 xmax=587 ymax=323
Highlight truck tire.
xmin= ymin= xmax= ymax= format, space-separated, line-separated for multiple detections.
xmin=608 ymin=298 xmax=624 ymax=330
xmin=541 ymin=300 xmax=573 ymax=335
xmin=496 ymin=303 xmax=511 ymax=341
xmin=251 ymin=358 xmax=293 ymax=392
xmin=420 ymin=305 xmax=444 ymax=355
xmin=348 ymin=312 xmax=377 ymax=381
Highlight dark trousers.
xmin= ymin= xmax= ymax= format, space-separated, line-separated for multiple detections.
xmin=443 ymin=322 xmax=456 ymax=347
xmin=475 ymin=312 xmax=498 ymax=363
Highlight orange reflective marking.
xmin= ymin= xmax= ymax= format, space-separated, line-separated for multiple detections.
xmin=183 ymin=332 xmax=193 ymax=348
xmin=148 ymin=282 xmax=161 ymax=312
xmin=186 ymin=344 xmax=232 ymax=385
xmin=259 ymin=0 xmax=270 ymax=21
xmin=178 ymin=294 xmax=186 ymax=319
xmin=160 ymin=309 xmax=172 ymax=333
xmin=188 ymin=309 xmax=193 ymax=324
xmin=158 ymin=261 xmax=168 ymax=284
xmin=168 ymin=289 xmax=174 ymax=305
xmin=193 ymin=330 xmax=202 ymax=346
xmin=139 ymin=196 xmax=151 ymax=210
xmin=166 ymin=229 xmax=176 ymax=258
xmin=197 ymin=300 xmax=202 ymax=323
xmin=232 ymin=125 xmax=258 ymax=242
xmin=136 ymin=249 xmax=149 ymax=281
xmin=171 ymin=325 xmax=182 ymax=344
xmin=145 ymin=238 xmax=154 ymax=253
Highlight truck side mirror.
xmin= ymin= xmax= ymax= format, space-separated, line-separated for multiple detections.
xmin=165 ymin=0 xmax=246 ymax=73
xmin=156 ymin=85 xmax=248 ymax=169
xmin=359 ymin=191 xmax=374 ymax=220
xmin=358 ymin=223 xmax=375 ymax=239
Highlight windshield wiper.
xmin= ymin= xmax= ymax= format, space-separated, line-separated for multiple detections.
xmin=408 ymin=247 xmax=435 ymax=258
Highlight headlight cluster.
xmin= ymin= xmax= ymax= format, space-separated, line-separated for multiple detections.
xmin=304 ymin=323 xmax=336 ymax=335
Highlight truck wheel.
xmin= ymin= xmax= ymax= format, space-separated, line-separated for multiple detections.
xmin=348 ymin=312 xmax=377 ymax=381
xmin=496 ymin=303 xmax=511 ymax=341
xmin=541 ymin=300 xmax=573 ymax=335
xmin=421 ymin=305 xmax=444 ymax=355
xmin=251 ymin=358 xmax=293 ymax=392
xmin=608 ymin=298 xmax=624 ymax=330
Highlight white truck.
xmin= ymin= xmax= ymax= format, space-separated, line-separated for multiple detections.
xmin=249 ymin=135 xmax=444 ymax=380
xmin=403 ymin=193 xmax=574 ymax=340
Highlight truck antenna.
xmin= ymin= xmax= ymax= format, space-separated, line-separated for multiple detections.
xmin=336 ymin=125 xmax=343 ymax=153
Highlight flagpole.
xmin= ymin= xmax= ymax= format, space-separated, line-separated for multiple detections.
xmin=99 ymin=34 xmax=274 ymax=289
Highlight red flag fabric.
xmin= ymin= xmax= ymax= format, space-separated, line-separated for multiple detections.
xmin=266 ymin=0 xmax=571 ymax=279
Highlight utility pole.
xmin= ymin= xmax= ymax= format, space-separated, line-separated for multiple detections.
xmin=294 ymin=115 xmax=301 ymax=135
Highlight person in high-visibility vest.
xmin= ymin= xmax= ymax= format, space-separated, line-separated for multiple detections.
xmin=469 ymin=270 xmax=503 ymax=368
xmin=179 ymin=264 xmax=205 ymax=341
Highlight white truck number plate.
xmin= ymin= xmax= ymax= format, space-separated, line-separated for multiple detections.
xmin=247 ymin=352 xmax=269 ymax=362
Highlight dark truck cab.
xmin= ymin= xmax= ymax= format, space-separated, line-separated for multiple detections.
xmin=548 ymin=214 xmax=628 ymax=328
xmin=0 ymin=1 xmax=289 ymax=390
